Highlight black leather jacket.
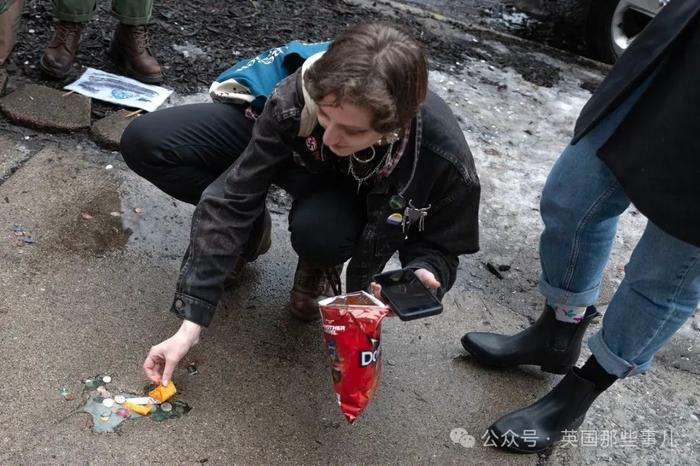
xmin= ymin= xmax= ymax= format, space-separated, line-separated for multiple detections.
xmin=171 ymin=69 xmax=481 ymax=327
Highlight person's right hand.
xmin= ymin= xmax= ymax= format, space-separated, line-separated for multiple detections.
xmin=143 ymin=319 xmax=202 ymax=386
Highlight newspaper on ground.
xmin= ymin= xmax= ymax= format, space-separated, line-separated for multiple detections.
xmin=64 ymin=68 xmax=173 ymax=112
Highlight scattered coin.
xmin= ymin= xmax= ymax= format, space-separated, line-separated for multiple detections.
xmin=102 ymin=375 xmax=112 ymax=384
xmin=114 ymin=395 xmax=126 ymax=404
xmin=160 ymin=402 xmax=173 ymax=413
xmin=102 ymin=398 xmax=115 ymax=408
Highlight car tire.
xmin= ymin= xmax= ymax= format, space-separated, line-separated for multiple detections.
xmin=586 ymin=0 xmax=658 ymax=63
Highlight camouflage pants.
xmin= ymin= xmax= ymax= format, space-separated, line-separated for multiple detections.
xmin=52 ymin=0 xmax=153 ymax=25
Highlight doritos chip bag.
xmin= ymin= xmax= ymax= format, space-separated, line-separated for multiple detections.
xmin=319 ymin=291 xmax=390 ymax=424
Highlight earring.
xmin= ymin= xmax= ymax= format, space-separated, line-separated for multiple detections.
xmin=379 ymin=130 xmax=400 ymax=146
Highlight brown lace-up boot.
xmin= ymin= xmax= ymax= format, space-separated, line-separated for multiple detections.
xmin=109 ymin=23 xmax=162 ymax=84
xmin=289 ymin=261 xmax=342 ymax=321
xmin=39 ymin=21 xmax=83 ymax=79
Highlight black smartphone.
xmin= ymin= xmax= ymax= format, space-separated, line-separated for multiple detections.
xmin=373 ymin=268 xmax=443 ymax=321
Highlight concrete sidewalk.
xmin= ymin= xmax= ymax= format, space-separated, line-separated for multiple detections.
xmin=0 ymin=3 xmax=698 ymax=465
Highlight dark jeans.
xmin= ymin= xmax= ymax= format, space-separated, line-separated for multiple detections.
xmin=120 ymin=103 xmax=365 ymax=267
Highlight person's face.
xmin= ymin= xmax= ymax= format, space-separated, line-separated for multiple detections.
xmin=316 ymin=95 xmax=382 ymax=157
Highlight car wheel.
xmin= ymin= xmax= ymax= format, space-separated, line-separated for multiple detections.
xmin=586 ymin=0 xmax=666 ymax=63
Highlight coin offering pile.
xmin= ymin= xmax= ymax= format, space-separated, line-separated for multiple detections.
xmin=71 ymin=374 xmax=191 ymax=432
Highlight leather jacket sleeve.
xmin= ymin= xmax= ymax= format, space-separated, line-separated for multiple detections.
xmin=171 ymin=91 xmax=298 ymax=327
xmin=399 ymin=161 xmax=480 ymax=299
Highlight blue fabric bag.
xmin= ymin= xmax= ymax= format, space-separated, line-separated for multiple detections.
xmin=209 ymin=40 xmax=330 ymax=112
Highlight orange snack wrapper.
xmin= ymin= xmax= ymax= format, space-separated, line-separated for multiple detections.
xmin=319 ymin=291 xmax=390 ymax=423
xmin=148 ymin=380 xmax=177 ymax=403
xmin=123 ymin=401 xmax=153 ymax=416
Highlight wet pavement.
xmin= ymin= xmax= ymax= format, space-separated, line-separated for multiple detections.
xmin=0 ymin=1 xmax=699 ymax=465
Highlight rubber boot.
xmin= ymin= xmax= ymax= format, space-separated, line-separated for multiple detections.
xmin=461 ymin=305 xmax=599 ymax=374
xmin=289 ymin=261 xmax=342 ymax=321
xmin=487 ymin=368 xmax=605 ymax=453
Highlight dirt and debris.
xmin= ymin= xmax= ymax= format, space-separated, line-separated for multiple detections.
xmin=11 ymin=223 xmax=35 ymax=245
xmin=3 ymin=0 xmax=588 ymax=105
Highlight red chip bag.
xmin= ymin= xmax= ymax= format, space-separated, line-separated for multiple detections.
xmin=319 ymin=291 xmax=390 ymax=424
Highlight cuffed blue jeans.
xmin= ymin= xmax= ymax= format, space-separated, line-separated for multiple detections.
xmin=538 ymin=71 xmax=700 ymax=379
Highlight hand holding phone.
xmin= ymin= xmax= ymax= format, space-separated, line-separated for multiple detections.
xmin=372 ymin=268 xmax=443 ymax=321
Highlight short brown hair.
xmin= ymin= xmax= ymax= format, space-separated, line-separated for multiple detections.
xmin=304 ymin=23 xmax=428 ymax=133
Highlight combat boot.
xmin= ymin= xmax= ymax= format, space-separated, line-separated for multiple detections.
xmin=289 ymin=261 xmax=342 ymax=321
xmin=461 ymin=305 xmax=599 ymax=374
xmin=39 ymin=21 xmax=83 ymax=79
xmin=109 ymin=23 xmax=162 ymax=84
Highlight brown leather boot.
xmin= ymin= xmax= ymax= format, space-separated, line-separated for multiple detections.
xmin=39 ymin=21 xmax=83 ymax=79
xmin=109 ymin=23 xmax=162 ymax=84
xmin=289 ymin=261 xmax=342 ymax=321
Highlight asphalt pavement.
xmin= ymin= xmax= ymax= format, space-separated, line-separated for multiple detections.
xmin=0 ymin=1 xmax=698 ymax=465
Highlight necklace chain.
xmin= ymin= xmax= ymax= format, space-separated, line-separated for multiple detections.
xmin=319 ymin=140 xmax=395 ymax=193
xmin=348 ymin=141 xmax=394 ymax=190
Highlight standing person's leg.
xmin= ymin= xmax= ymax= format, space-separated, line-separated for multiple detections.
xmin=52 ymin=0 xmax=96 ymax=22
xmin=461 ymin=70 xmax=657 ymax=373
xmin=108 ymin=0 xmax=161 ymax=83
xmin=0 ymin=0 xmax=23 ymax=68
xmin=589 ymin=222 xmax=700 ymax=377
xmin=40 ymin=0 xmax=95 ymax=78
xmin=109 ymin=0 xmax=152 ymax=25
xmin=488 ymin=223 xmax=700 ymax=453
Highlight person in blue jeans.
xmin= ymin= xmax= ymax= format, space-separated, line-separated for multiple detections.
xmin=461 ymin=0 xmax=700 ymax=453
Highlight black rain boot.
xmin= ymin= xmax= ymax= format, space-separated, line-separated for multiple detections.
xmin=461 ymin=305 xmax=599 ymax=374
xmin=487 ymin=367 xmax=605 ymax=453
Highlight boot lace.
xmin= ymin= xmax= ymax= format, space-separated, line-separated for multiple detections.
xmin=51 ymin=22 xmax=81 ymax=47
xmin=131 ymin=25 xmax=151 ymax=53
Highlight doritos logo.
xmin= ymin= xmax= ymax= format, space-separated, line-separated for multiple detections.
xmin=360 ymin=338 xmax=381 ymax=367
